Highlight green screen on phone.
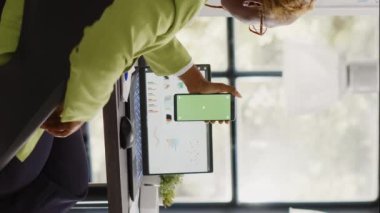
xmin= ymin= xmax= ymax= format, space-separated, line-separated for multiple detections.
xmin=175 ymin=94 xmax=234 ymax=121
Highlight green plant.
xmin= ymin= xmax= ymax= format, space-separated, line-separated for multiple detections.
xmin=159 ymin=175 xmax=183 ymax=208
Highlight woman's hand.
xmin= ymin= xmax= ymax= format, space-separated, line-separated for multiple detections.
xmin=178 ymin=65 xmax=242 ymax=97
xmin=41 ymin=105 xmax=84 ymax=138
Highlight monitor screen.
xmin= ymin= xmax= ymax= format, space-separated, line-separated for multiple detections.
xmin=127 ymin=72 xmax=144 ymax=199
xmin=133 ymin=65 xmax=213 ymax=175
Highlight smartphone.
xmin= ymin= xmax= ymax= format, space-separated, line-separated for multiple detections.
xmin=174 ymin=93 xmax=235 ymax=121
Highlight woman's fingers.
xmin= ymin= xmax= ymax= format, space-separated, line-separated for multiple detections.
xmin=205 ymin=120 xmax=231 ymax=124
xmin=211 ymin=83 xmax=242 ymax=98
xmin=40 ymin=105 xmax=83 ymax=137
xmin=42 ymin=121 xmax=84 ymax=138
xmin=45 ymin=128 xmax=67 ymax=138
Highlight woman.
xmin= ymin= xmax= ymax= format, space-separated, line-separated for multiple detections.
xmin=0 ymin=0 xmax=314 ymax=212
xmin=44 ymin=0 xmax=315 ymax=137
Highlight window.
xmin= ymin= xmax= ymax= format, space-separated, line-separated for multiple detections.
xmin=237 ymin=77 xmax=379 ymax=202
xmin=88 ymin=112 xmax=106 ymax=183
xmin=235 ymin=16 xmax=379 ymax=71
xmin=174 ymin=15 xmax=379 ymax=204
xmin=85 ymin=15 xmax=379 ymax=206
xmin=177 ymin=17 xmax=228 ymax=72
xmin=233 ymin=15 xmax=379 ymax=203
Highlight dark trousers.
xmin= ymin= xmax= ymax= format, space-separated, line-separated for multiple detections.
xmin=0 ymin=0 xmax=114 ymax=210
xmin=0 ymin=0 xmax=112 ymax=169
xmin=0 ymin=131 xmax=89 ymax=213
xmin=0 ymin=0 xmax=116 ymax=208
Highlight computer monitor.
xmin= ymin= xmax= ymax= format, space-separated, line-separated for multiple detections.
xmin=129 ymin=65 xmax=213 ymax=175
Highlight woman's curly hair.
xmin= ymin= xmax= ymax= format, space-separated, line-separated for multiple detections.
xmin=263 ymin=0 xmax=315 ymax=25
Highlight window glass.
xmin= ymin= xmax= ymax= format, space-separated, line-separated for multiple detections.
xmin=236 ymin=77 xmax=379 ymax=202
xmin=175 ymin=78 xmax=232 ymax=203
xmin=88 ymin=112 xmax=107 ymax=183
xmin=177 ymin=17 xmax=228 ymax=72
xmin=235 ymin=16 xmax=379 ymax=71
